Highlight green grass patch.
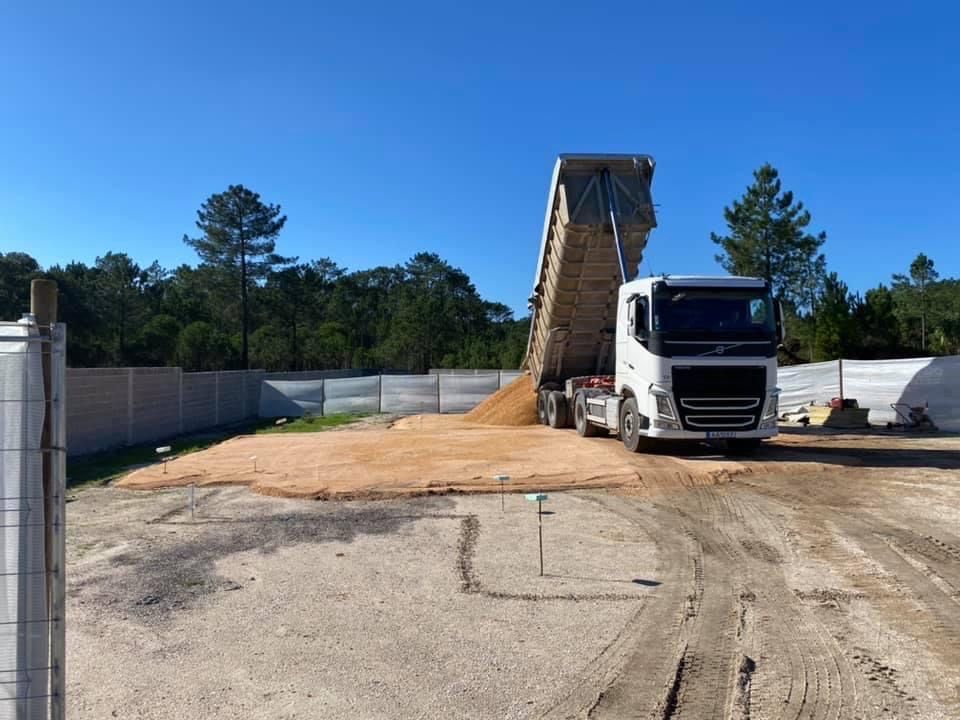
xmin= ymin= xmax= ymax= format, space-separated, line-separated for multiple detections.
xmin=67 ymin=413 xmax=368 ymax=490
xmin=254 ymin=412 xmax=366 ymax=434
xmin=67 ymin=436 xmax=222 ymax=489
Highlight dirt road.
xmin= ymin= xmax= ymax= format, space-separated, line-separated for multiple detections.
xmin=73 ymin=424 xmax=960 ymax=718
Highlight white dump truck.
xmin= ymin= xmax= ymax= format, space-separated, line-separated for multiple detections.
xmin=524 ymin=154 xmax=783 ymax=453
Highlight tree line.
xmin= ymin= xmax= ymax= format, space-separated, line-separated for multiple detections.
xmin=711 ymin=164 xmax=959 ymax=362
xmin=0 ymin=186 xmax=527 ymax=371
xmin=2 ymin=173 xmax=956 ymax=372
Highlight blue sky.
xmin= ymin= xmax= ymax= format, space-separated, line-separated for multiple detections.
xmin=1 ymin=1 xmax=957 ymax=315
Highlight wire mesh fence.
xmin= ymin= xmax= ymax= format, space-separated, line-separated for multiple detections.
xmin=0 ymin=317 xmax=66 ymax=719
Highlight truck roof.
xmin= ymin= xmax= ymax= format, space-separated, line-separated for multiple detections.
xmin=627 ymin=275 xmax=768 ymax=289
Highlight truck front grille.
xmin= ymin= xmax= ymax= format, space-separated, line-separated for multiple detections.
xmin=671 ymin=366 xmax=766 ymax=431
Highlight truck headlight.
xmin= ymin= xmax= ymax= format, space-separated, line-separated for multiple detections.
xmin=759 ymin=390 xmax=779 ymax=428
xmin=650 ymin=388 xmax=676 ymax=420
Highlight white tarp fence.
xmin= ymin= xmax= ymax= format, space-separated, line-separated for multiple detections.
xmin=260 ymin=370 xmax=526 ymax=418
xmin=778 ymin=356 xmax=960 ymax=431
xmin=439 ymin=374 xmax=500 ymax=413
xmin=381 ymin=375 xmax=439 ymax=414
xmin=323 ymin=376 xmax=380 ymax=415
xmin=259 ymin=380 xmax=325 ymax=418
xmin=0 ymin=321 xmax=49 ymax=719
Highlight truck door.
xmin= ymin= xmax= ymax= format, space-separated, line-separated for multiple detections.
xmin=619 ymin=295 xmax=648 ymax=378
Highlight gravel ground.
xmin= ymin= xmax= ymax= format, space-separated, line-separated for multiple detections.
xmin=67 ymin=487 xmax=652 ymax=719
xmin=68 ymin=429 xmax=960 ymax=718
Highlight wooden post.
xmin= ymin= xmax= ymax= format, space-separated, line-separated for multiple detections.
xmin=31 ymin=279 xmax=64 ymax=719
xmin=838 ymin=358 xmax=844 ymax=404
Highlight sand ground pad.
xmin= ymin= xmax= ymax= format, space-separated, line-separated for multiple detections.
xmin=118 ymin=414 xmax=959 ymax=500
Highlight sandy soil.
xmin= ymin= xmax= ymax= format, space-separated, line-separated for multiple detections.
xmin=119 ymin=416 xmax=959 ymax=502
xmin=72 ymin=422 xmax=960 ymax=718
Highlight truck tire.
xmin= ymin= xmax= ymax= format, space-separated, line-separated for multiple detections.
xmin=547 ymin=390 xmax=568 ymax=428
xmin=537 ymin=389 xmax=550 ymax=425
xmin=620 ymin=397 xmax=649 ymax=453
xmin=574 ymin=392 xmax=598 ymax=437
xmin=725 ymin=438 xmax=762 ymax=455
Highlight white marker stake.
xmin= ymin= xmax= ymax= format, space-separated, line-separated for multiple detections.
xmin=494 ymin=474 xmax=510 ymax=512
xmin=156 ymin=446 xmax=172 ymax=474
xmin=525 ymin=492 xmax=549 ymax=576
xmin=250 ymin=455 xmax=258 ymax=473
xmin=189 ymin=483 xmax=196 ymax=520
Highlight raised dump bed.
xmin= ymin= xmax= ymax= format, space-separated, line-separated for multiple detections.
xmin=524 ymin=154 xmax=657 ymax=388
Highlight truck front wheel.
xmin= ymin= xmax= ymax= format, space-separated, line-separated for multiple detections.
xmin=620 ymin=397 xmax=649 ymax=453
xmin=574 ymin=393 xmax=598 ymax=437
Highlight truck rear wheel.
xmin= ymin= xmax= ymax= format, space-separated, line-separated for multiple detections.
xmin=537 ymin=390 xmax=550 ymax=425
xmin=547 ymin=390 xmax=568 ymax=428
xmin=620 ymin=397 xmax=650 ymax=453
xmin=574 ymin=393 xmax=598 ymax=437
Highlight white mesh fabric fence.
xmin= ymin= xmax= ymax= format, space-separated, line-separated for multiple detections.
xmin=498 ymin=371 xmax=524 ymax=388
xmin=777 ymin=361 xmax=841 ymax=415
xmin=439 ymin=374 xmax=500 ymax=413
xmin=843 ymin=357 xmax=960 ymax=430
xmin=0 ymin=321 xmax=48 ymax=719
xmin=777 ymin=357 xmax=960 ymax=431
xmin=380 ymin=376 xmax=439 ymax=413
xmin=259 ymin=380 xmax=324 ymax=418
xmin=323 ymin=376 xmax=380 ymax=414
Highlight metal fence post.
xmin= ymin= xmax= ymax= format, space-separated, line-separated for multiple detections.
xmin=126 ymin=368 xmax=134 ymax=446
xmin=242 ymin=371 xmax=248 ymax=418
xmin=378 ymin=375 xmax=383 ymax=414
xmin=178 ymin=368 xmax=184 ymax=435
xmin=435 ymin=374 xmax=441 ymax=413
xmin=214 ymin=371 xmax=220 ymax=426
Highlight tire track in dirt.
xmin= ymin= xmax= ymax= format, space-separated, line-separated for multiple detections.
xmin=738 ymin=475 xmax=958 ymax=718
xmin=657 ymin=485 xmax=860 ymax=720
xmin=537 ymin=496 xmax=695 ymax=720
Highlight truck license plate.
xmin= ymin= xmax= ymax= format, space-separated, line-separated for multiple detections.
xmin=707 ymin=431 xmax=738 ymax=439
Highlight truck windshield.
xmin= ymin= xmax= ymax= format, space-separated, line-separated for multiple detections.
xmin=653 ymin=288 xmax=774 ymax=335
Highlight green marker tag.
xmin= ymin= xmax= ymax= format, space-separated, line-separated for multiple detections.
xmin=525 ymin=493 xmax=548 ymax=502
xmin=494 ymin=475 xmax=510 ymax=482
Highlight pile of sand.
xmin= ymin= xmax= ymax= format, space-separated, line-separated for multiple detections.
xmin=465 ymin=374 xmax=539 ymax=426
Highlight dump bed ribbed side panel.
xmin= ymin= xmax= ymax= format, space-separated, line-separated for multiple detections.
xmin=525 ymin=155 xmax=657 ymax=388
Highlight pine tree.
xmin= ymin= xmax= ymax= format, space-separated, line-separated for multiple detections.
xmin=711 ymin=164 xmax=827 ymax=310
xmin=893 ymin=253 xmax=938 ymax=351
xmin=183 ymin=185 xmax=290 ymax=368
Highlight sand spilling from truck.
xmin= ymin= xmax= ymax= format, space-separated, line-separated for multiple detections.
xmin=464 ymin=374 xmax=539 ymax=426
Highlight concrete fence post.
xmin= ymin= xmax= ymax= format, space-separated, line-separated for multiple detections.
xmin=498 ymin=370 xmax=504 ymax=389
xmin=214 ymin=371 xmax=220 ymax=426
xmin=178 ymin=368 xmax=184 ymax=435
xmin=126 ymin=368 xmax=134 ymax=446
xmin=435 ymin=374 xmax=441 ymax=414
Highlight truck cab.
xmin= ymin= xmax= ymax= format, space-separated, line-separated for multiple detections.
xmin=602 ymin=275 xmax=782 ymax=452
